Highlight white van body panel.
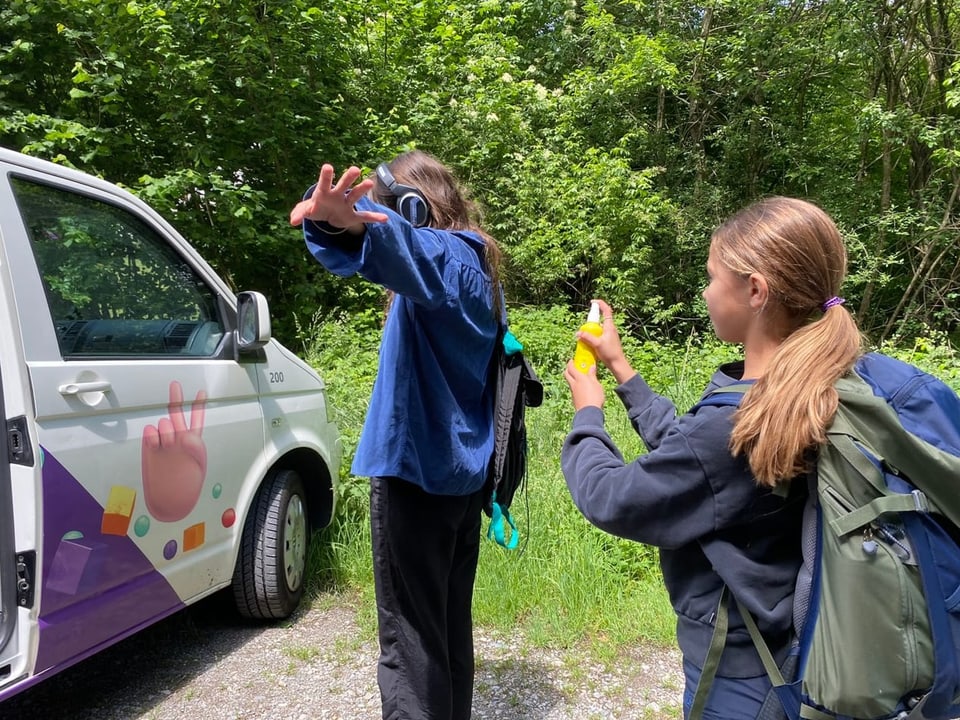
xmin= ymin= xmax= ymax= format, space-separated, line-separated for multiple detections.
xmin=0 ymin=147 xmax=341 ymax=700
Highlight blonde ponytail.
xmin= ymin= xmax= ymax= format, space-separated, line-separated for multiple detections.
xmin=730 ymin=305 xmax=863 ymax=486
xmin=711 ymin=197 xmax=865 ymax=487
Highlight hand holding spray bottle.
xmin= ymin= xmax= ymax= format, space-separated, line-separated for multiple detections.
xmin=573 ymin=301 xmax=602 ymax=373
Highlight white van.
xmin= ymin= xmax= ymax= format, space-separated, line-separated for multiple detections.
xmin=0 ymin=147 xmax=341 ymax=701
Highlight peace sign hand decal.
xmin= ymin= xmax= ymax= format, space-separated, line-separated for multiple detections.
xmin=142 ymin=381 xmax=208 ymax=522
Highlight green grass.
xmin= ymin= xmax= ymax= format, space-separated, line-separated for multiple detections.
xmin=284 ymin=644 xmax=320 ymax=662
xmin=470 ymin=380 xmax=679 ymax=652
xmin=300 ymin=305 xmax=721 ymax=657
xmin=300 ymin=304 xmax=960 ymax=662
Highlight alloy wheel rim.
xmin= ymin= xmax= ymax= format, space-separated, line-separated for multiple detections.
xmin=283 ymin=494 xmax=306 ymax=591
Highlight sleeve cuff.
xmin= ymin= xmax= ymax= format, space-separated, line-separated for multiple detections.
xmin=309 ymin=219 xmax=347 ymax=235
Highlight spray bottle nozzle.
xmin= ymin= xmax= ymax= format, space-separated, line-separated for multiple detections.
xmin=587 ymin=302 xmax=601 ymax=324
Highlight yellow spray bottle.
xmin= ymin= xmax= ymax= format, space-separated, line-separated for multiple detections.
xmin=573 ymin=301 xmax=602 ymax=373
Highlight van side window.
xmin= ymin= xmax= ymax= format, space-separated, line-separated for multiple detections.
xmin=11 ymin=178 xmax=226 ymax=358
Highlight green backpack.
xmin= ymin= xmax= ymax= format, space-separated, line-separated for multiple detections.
xmin=692 ymin=352 xmax=960 ymax=720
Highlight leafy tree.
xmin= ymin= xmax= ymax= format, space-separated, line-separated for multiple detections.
xmin=0 ymin=0 xmax=373 ymax=341
xmin=3 ymin=0 xmax=959 ymax=345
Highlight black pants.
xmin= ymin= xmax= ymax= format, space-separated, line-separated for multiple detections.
xmin=371 ymin=476 xmax=484 ymax=720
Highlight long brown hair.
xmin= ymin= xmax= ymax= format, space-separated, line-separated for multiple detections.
xmin=713 ymin=197 xmax=864 ymax=486
xmin=373 ymin=150 xmax=503 ymax=323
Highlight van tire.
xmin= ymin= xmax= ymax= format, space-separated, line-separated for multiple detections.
xmin=232 ymin=469 xmax=308 ymax=620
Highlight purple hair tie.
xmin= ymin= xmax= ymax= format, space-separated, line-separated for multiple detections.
xmin=821 ymin=296 xmax=845 ymax=312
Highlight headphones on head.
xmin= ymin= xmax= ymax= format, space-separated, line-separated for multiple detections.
xmin=376 ymin=163 xmax=431 ymax=228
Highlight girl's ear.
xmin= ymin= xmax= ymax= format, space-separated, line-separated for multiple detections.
xmin=747 ymin=273 xmax=769 ymax=311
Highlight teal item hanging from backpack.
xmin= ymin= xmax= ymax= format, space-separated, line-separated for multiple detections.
xmin=691 ymin=352 xmax=960 ymax=720
xmin=484 ymin=326 xmax=543 ymax=550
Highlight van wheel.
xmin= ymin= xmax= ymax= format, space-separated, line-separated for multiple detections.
xmin=232 ymin=469 xmax=308 ymax=620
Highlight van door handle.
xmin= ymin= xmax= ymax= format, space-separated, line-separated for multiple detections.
xmin=58 ymin=380 xmax=113 ymax=396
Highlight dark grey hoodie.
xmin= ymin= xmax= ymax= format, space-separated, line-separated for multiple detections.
xmin=561 ymin=361 xmax=806 ymax=678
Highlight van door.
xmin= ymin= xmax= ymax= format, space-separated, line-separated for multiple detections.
xmin=2 ymin=174 xmax=266 ymax=674
xmin=0 ymin=351 xmax=16 ymax=659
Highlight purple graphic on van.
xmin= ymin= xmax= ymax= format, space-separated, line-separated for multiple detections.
xmin=35 ymin=450 xmax=184 ymax=674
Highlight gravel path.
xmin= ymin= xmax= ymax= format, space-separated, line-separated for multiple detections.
xmin=0 ymin=591 xmax=683 ymax=719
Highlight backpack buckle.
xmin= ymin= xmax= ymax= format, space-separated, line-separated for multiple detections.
xmin=911 ymin=490 xmax=929 ymax=512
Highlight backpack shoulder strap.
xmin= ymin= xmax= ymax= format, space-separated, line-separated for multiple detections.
xmin=688 ymin=586 xmax=732 ymax=720
xmin=828 ymin=371 xmax=960 ymax=529
xmin=693 ymin=382 xmax=753 ymax=411
xmin=487 ymin=334 xmax=524 ymax=550
xmin=485 ymin=292 xmax=541 ymax=550
xmin=689 ymin=586 xmax=788 ymax=720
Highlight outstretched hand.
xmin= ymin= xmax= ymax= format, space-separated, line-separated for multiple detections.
xmin=289 ymin=164 xmax=389 ymax=230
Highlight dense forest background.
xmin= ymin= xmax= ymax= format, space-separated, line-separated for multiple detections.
xmin=2 ymin=0 xmax=959 ymax=348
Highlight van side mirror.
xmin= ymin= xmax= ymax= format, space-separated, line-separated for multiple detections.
xmin=236 ymin=291 xmax=271 ymax=351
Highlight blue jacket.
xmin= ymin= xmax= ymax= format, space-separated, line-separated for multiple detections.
xmin=303 ymin=195 xmax=498 ymax=495
xmin=561 ymin=362 xmax=806 ymax=677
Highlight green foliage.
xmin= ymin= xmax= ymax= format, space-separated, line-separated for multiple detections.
xmin=0 ymin=0 xmax=370 ymax=342
xmin=301 ymin=310 xmax=381 ymax=596
xmin=879 ymin=332 xmax=960 ymax=393
xmin=497 ymin=146 xmax=675 ymax=312
xmin=301 ymin=312 xmax=381 ymax=523
xmin=4 ymin=0 xmax=960 ymax=341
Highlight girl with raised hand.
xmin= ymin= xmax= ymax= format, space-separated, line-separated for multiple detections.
xmin=291 ymin=150 xmax=502 ymax=720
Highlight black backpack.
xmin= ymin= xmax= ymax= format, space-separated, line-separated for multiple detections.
xmin=484 ymin=323 xmax=543 ymax=549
